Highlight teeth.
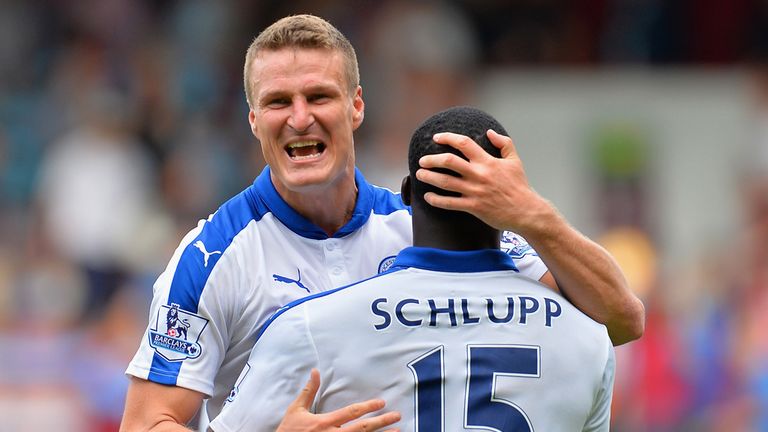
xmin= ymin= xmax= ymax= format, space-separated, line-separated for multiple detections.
xmin=286 ymin=140 xmax=324 ymax=160
xmin=292 ymin=153 xmax=322 ymax=160
xmin=287 ymin=141 xmax=320 ymax=149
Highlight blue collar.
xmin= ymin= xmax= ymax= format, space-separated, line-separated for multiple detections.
xmin=392 ymin=247 xmax=519 ymax=273
xmin=252 ymin=166 xmax=375 ymax=239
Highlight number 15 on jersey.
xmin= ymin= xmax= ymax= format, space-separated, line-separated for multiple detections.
xmin=408 ymin=344 xmax=540 ymax=432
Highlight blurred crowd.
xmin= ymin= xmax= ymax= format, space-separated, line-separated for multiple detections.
xmin=1 ymin=0 xmax=768 ymax=431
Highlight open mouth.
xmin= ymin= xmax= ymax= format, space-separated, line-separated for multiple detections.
xmin=285 ymin=141 xmax=326 ymax=161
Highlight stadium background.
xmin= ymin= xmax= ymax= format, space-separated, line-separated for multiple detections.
xmin=1 ymin=0 xmax=767 ymax=430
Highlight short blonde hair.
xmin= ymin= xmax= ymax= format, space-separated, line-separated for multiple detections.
xmin=243 ymin=14 xmax=360 ymax=108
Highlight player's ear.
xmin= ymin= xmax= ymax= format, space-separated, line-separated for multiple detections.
xmin=352 ymin=86 xmax=365 ymax=130
xmin=248 ymin=110 xmax=259 ymax=137
xmin=401 ymin=175 xmax=412 ymax=206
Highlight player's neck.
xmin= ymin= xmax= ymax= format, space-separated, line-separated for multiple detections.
xmin=276 ymin=176 xmax=358 ymax=237
xmin=411 ymin=212 xmax=500 ymax=251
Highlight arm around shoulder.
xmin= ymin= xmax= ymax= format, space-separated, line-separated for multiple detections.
xmin=525 ymin=206 xmax=645 ymax=346
xmin=120 ymin=376 xmax=206 ymax=432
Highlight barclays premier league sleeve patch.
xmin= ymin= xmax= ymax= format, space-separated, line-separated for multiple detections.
xmin=501 ymin=232 xmax=537 ymax=258
xmin=148 ymin=303 xmax=209 ymax=361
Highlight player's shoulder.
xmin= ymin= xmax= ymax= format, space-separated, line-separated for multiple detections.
xmin=167 ymin=184 xmax=271 ymax=284
xmin=503 ymin=275 xmax=611 ymax=343
xmin=359 ymin=171 xmax=411 ymax=217
xmin=152 ymin=184 xmax=266 ymax=300
xmin=205 ymin=183 xmax=269 ymax=238
xmin=184 ymin=186 xmax=264 ymax=253
xmin=368 ymin=185 xmax=411 ymax=216
xmin=546 ymin=287 xmax=613 ymax=353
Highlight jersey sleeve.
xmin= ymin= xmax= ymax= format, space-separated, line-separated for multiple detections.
xmin=500 ymin=231 xmax=548 ymax=281
xmin=209 ymin=305 xmax=318 ymax=432
xmin=125 ymin=219 xmax=239 ymax=397
xmin=582 ymin=343 xmax=616 ymax=432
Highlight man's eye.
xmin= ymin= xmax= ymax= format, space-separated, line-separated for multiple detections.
xmin=308 ymin=94 xmax=329 ymax=103
xmin=267 ymin=98 xmax=290 ymax=107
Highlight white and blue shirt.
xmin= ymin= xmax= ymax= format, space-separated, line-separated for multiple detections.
xmin=211 ymin=247 xmax=614 ymax=432
xmin=126 ymin=167 xmax=547 ymax=419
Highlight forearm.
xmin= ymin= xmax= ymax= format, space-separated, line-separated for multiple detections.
xmin=136 ymin=420 xmax=195 ymax=432
xmin=120 ymin=377 xmax=203 ymax=432
xmin=120 ymin=411 xmax=196 ymax=432
xmin=518 ymin=205 xmax=645 ymax=345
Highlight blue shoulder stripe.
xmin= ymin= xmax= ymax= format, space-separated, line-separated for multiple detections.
xmin=166 ymin=187 xmax=265 ymax=313
xmin=369 ymin=184 xmax=411 ymax=216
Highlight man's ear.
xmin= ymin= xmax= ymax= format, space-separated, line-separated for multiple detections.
xmin=248 ymin=110 xmax=258 ymax=137
xmin=352 ymin=86 xmax=365 ymax=130
xmin=401 ymin=175 xmax=412 ymax=206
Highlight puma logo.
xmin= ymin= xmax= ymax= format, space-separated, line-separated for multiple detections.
xmin=193 ymin=240 xmax=222 ymax=267
xmin=273 ymin=269 xmax=310 ymax=293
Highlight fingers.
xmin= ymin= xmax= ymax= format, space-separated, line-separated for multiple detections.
xmin=341 ymin=410 xmax=401 ymax=432
xmin=486 ymin=129 xmax=518 ymax=159
xmin=432 ymin=132 xmax=488 ymax=161
xmin=422 ymin=191 xmax=465 ymax=212
xmin=415 ymin=168 xmax=465 ymax=194
xmin=290 ymin=368 xmax=321 ymax=411
xmin=432 ymin=130 xmax=517 ymax=159
xmin=418 ymin=152 xmax=471 ymax=174
xmin=420 ymin=130 xmax=517 ymax=176
xmin=325 ymin=398 xmax=388 ymax=425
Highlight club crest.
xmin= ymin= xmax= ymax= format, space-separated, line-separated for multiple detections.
xmin=148 ymin=303 xmax=209 ymax=361
xmin=378 ymin=255 xmax=397 ymax=273
xmin=501 ymin=232 xmax=536 ymax=258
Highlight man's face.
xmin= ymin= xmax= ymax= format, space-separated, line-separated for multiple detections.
xmin=248 ymin=48 xmax=364 ymax=195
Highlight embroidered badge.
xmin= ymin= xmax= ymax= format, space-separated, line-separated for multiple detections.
xmin=378 ymin=255 xmax=397 ymax=273
xmin=148 ymin=303 xmax=209 ymax=362
xmin=501 ymin=232 xmax=536 ymax=258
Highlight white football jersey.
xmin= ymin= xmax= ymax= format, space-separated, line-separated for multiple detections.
xmin=211 ymin=247 xmax=614 ymax=432
xmin=126 ymin=167 xmax=548 ymax=419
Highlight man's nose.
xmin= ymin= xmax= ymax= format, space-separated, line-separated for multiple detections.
xmin=287 ymin=98 xmax=315 ymax=132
